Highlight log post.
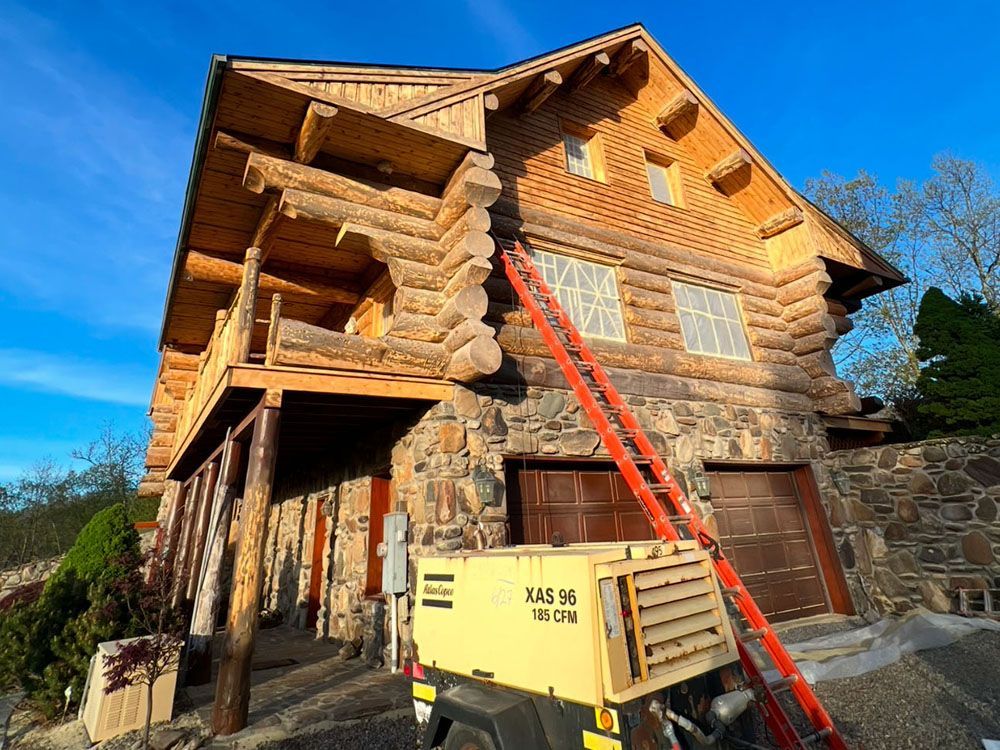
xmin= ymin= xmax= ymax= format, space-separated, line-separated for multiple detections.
xmin=264 ymin=294 xmax=283 ymax=366
xmin=185 ymin=459 xmax=220 ymax=602
xmin=161 ymin=481 xmax=189 ymax=573
xmin=212 ymin=398 xmax=281 ymax=736
xmin=172 ymin=473 xmax=203 ymax=609
xmin=234 ymin=248 xmax=262 ymax=364
xmin=186 ymin=438 xmax=244 ymax=686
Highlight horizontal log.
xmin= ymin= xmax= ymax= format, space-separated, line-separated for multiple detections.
xmin=336 ymin=222 xmax=442 ymax=264
xmin=782 ymin=296 xmax=827 ymax=324
xmin=295 ymin=101 xmax=338 ymax=164
xmin=655 ymin=89 xmax=699 ymax=136
xmin=445 ymin=335 xmax=502 ymax=381
xmin=483 ymin=93 xmax=499 ymax=113
xmin=787 ymin=311 xmax=837 ymax=341
xmin=743 ymin=310 xmax=787 ymax=332
xmin=279 ymin=188 xmax=443 ymax=240
xmin=215 ymin=130 xmax=288 ymax=159
xmin=273 ymin=318 xmax=448 ymax=377
xmin=437 ymin=285 xmax=489 ymax=328
xmin=831 ymin=314 xmax=853 ymax=336
xmin=436 ymin=167 xmax=503 ymax=228
xmin=499 ymin=355 xmax=815 ymax=411
xmin=776 ymin=271 xmax=832 ymax=306
xmin=518 ymin=70 xmax=562 ymax=116
xmin=243 ymin=152 xmax=440 ymax=220
xmin=757 ymin=207 xmax=804 ymax=239
xmin=792 ymin=331 xmax=835 ymax=356
xmin=706 ymin=149 xmax=752 ymax=186
xmin=389 ymin=312 xmax=448 ymax=343
xmin=442 ymin=151 xmax=496 ymax=199
xmin=814 ymin=388 xmax=862 ymax=416
xmin=747 ymin=327 xmax=795 ymax=353
xmin=441 ymin=206 xmax=492 ymax=250
xmin=774 ymin=257 xmax=826 ymax=286
xmin=183 ymin=251 xmax=358 ymax=305
xmin=441 ymin=232 xmax=495 ymax=275
xmin=621 ymin=284 xmax=675 ymax=312
xmin=569 ymin=51 xmax=611 ymax=92
xmin=628 ymin=325 xmax=684 ymax=350
xmin=442 ymin=257 xmax=493 ymax=297
xmin=611 ymin=39 xmax=648 ymax=76
xmin=386 ymin=257 xmax=446 ymax=291
xmin=799 ymin=350 xmax=838 ymax=379
xmin=624 ymin=306 xmax=680 ymax=334
xmin=495 ymin=325 xmax=812 ymax=393
xmin=395 ymin=286 xmax=442 ymax=316
xmin=164 ymin=350 xmax=200 ymax=371
xmin=444 ymin=319 xmax=494 ymax=353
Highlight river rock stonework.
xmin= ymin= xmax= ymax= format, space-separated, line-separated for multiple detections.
xmin=822 ymin=437 xmax=1000 ymax=615
xmin=0 ymin=555 xmax=63 ymax=598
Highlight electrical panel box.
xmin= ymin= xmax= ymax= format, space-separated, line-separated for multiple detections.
xmin=381 ymin=512 xmax=409 ymax=595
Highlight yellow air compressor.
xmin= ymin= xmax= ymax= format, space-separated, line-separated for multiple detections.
xmin=410 ymin=540 xmax=759 ymax=750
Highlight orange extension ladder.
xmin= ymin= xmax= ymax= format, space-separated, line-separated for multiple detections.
xmin=496 ymin=233 xmax=847 ymax=750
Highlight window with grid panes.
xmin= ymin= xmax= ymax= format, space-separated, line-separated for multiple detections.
xmin=531 ymin=250 xmax=625 ymax=341
xmin=562 ymin=132 xmax=595 ymax=179
xmin=672 ymin=281 xmax=752 ymax=359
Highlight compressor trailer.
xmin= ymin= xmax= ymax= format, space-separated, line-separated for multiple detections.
xmin=411 ymin=541 xmax=760 ymax=750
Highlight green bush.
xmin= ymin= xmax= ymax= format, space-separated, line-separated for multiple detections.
xmin=0 ymin=503 xmax=141 ymax=715
xmin=48 ymin=503 xmax=140 ymax=591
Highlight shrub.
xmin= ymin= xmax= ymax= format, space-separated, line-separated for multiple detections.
xmin=48 ymin=503 xmax=140 ymax=591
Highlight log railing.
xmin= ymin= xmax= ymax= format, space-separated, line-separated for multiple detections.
xmin=173 ymin=249 xmax=262 ymax=458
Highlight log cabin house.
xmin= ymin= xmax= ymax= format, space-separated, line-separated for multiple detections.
xmin=143 ymin=24 xmax=905 ymax=732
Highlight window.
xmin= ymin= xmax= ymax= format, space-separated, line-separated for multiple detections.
xmin=672 ymin=281 xmax=751 ymax=360
xmin=561 ymin=121 xmax=604 ymax=181
xmin=645 ymin=155 xmax=682 ymax=207
xmin=532 ymin=249 xmax=625 ymax=340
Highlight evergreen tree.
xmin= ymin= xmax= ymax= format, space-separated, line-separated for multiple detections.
xmin=914 ymin=287 xmax=1000 ymax=437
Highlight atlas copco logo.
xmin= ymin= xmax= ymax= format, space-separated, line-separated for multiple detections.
xmin=422 ymin=583 xmax=454 ymax=597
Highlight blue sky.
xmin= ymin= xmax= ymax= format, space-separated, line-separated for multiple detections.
xmin=0 ymin=1 xmax=997 ymax=481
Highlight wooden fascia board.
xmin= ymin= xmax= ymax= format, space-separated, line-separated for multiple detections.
xmin=229 ymin=363 xmax=454 ymax=401
xmin=229 ymin=59 xmax=478 ymax=84
xmin=383 ymin=26 xmax=643 ymax=120
xmin=237 ymin=70 xmax=487 ymax=153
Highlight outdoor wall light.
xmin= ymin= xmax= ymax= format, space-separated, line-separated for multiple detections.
xmin=471 ymin=463 xmax=501 ymax=507
xmin=693 ymin=472 xmax=711 ymax=498
xmin=831 ymin=469 xmax=852 ymax=495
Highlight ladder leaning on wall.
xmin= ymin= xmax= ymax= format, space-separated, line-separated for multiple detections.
xmin=495 ymin=232 xmax=848 ymax=750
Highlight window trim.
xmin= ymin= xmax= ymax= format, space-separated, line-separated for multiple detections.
xmin=560 ymin=119 xmax=607 ymax=183
xmin=643 ymin=150 xmax=685 ymax=209
xmin=671 ymin=279 xmax=754 ymax=361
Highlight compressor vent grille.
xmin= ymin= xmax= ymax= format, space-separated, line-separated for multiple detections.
xmin=632 ymin=559 xmax=728 ymax=680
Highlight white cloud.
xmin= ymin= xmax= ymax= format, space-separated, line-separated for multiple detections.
xmin=0 ymin=349 xmax=150 ymax=406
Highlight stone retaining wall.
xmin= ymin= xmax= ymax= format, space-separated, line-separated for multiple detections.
xmin=822 ymin=437 xmax=1000 ymax=615
xmin=0 ymin=555 xmax=63 ymax=598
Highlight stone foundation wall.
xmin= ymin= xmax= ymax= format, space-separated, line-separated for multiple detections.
xmin=821 ymin=437 xmax=1000 ymax=615
xmin=0 ymin=555 xmax=63 ymax=598
xmin=388 ymin=382 xmax=834 ymax=654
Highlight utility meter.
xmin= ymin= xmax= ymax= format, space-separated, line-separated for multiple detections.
xmin=377 ymin=512 xmax=409 ymax=595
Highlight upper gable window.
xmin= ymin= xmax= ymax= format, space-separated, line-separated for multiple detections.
xmin=561 ymin=121 xmax=605 ymax=182
xmin=672 ymin=281 xmax=751 ymax=360
xmin=645 ymin=154 xmax=683 ymax=207
xmin=532 ymin=249 xmax=624 ymax=341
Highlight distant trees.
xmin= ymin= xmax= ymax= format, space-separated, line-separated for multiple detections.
xmin=807 ymin=153 xmax=1000 ymax=435
xmin=0 ymin=424 xmax=153 ymax=569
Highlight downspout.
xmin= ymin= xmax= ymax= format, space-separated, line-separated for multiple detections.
xmin=156 ymin=54 xmax=229 ymax=351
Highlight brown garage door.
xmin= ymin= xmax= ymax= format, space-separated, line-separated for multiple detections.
xmin=510 ymin=463 xmax=655 ymax=545
xmin=707 ymin=469 xmax=829 ymax=622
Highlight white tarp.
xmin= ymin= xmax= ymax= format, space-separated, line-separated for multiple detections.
xmin=780 ymin=608 xmax=1000 ymax=683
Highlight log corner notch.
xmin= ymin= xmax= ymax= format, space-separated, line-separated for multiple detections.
xmin=756 ymin=206 xmax=805 ymax=239
xmin=295 ymin=101 xmax=339 ymax=164
xmin=517 ymin=70 xmax=563 ymax=117
xmin=706 ymin=148 xmax=753 ymax=195
xmin=655 ymin=89 xmax=699 ymax=138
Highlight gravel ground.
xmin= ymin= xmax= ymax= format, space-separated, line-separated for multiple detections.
xmin=257 ymin=716 xmax=418 ymax=750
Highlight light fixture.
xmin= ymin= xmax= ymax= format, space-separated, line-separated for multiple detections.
xmin=693 ymin=471 xmax=711 ymax=498
xmin=471 ymin=463 xmax=501 ymax=507
xmin=831 ymin=469 xmax=851 ymax=495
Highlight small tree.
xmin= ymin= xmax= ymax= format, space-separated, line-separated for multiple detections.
xmin=102 ymin=551 xmax=186 ymax=750
xmin=914 ymin=287 xmax=1000 ymax=437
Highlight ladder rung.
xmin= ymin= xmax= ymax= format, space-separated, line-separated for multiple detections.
xmin=647 ymin=483 xmax=675 ymax=491
xmin=740 ymin=628 xmax=768 ymax=642
xmin=768 ymin=675 xmax=798 ymax=693
xmin=721 ymin=587 xmax=741 ymax=598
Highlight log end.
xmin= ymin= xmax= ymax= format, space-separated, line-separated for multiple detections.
xmin=445 ymin=335 xmax=502 ymax=381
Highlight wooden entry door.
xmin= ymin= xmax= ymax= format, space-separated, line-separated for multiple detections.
xmin=706 ymin=469 xmax=831 ymax=623
xmin=306 ymin=496 xmax=327 ymax=629
xmin=509 ymin=462 xmax=655 ymax=544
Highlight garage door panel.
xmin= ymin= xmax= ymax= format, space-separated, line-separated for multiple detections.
xmin=619 ymin=510 xmax=656 ymax=541
xmin=723 ymin=507 xmax=755 ymax=536
xmin=775 ymin=505 xmax=806 ymax=531
xmin=745 ymin=473 xmax=771 ymax=497
xmin=579 ymin=473 xmax=615 ymax=504
xmin=582 ymin=511 xmax=618 ymax=541
xmin=540 ymin=472 xmax=577 ymax=504
xmin=767 ymin=471 xmax=795 ymax=495
xmin=751 ymin=505 xmax=779 ymax=534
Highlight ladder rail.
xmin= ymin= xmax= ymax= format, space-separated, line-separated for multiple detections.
xmin=498 ymin=236 xmax=848 ymax=750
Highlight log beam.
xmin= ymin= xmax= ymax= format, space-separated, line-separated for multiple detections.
xmin=756 ymin=207 xmax=804 ymax=238
xmin=234 ymin=249 xmax=262 ymax=364
xmin=706 ymin=149 xmax=753 ymax=188
xmin=242 ymin=152 xmax=440 ymax=220
xmin=569 ymin=51 xmax=611 ymax=92
xmin=295 ymin=101 xmax=338 ymax=164
xmin=184 ymin=250 xmax=358 ymax=306
xmin=655 ymin=89 xmax=699 ymax=137
xmin=213 ymin=401 xmax=280 ymax=736
xmin=611 ymin=39 xmax=648 ymax=76
xmin=483 ymin=92 xmax=500 ymax=118
xmin=445 ymin=336 xmax=502 ymax=381
xmin=517 ymin=70 xmax=562 ymax=117
xmin=251 ymin=196 xmax=283 ymax=261
xmin=280 ymin=187 xmax=443 ymax=240
xmin=435 ymin=167 xmax=503 ymax=228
